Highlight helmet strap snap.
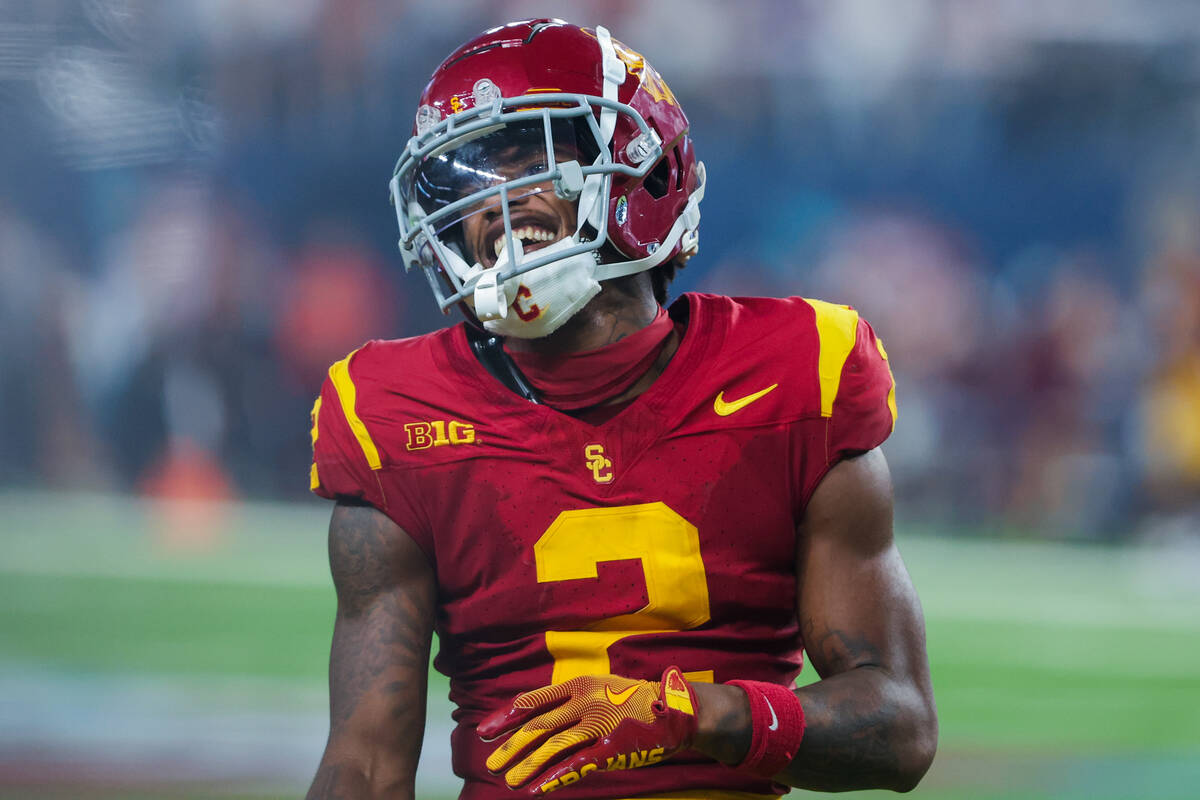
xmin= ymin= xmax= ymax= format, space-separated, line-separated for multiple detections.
xmin=473 ymin=266 xmax=509 ymax=321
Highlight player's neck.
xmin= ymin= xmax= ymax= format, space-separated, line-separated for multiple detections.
xmin=502 ymin=273 xmax=680 ymax=407
xmin=604 ymin=325 xmax=680 ymax=405
xmin=504 ymin=274 xmax=659 ymax=356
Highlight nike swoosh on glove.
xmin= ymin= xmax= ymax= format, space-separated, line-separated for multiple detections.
xmin=477 ymin=666 xmax=699 ymax=795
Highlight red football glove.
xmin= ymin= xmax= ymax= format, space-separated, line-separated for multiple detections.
xmin=477 ymin=666 xmax=699 ymax=795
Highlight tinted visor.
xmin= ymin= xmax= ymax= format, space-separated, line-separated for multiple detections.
xmin=402 ymin=118 xmax=599 ymax=216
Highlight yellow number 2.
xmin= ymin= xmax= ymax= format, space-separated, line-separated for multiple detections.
xmin=534 ymin=502 xmax=713 ymax=684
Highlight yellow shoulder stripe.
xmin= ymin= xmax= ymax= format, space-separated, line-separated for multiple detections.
xmin=875 ymin=337 xmax=898 ymax=431
xmin=802 ymin=298 xmax=860 ymax=418
xmin=309 ymin=395 xmax=323 ymax=490
xmin=328 ymin=349 xmax=382 ymax=471
xmin=309 ymin=395 xmax=322 ymax=447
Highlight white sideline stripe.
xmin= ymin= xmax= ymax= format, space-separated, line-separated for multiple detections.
xmin=0 ymin=562 xmax=330 ymax=589
xmin=0 ymin=664 xmax=461 ymax=794
xmin=924 ymin=596 xmax=1200 ymax=631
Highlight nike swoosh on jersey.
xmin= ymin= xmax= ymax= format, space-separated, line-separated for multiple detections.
xmin=713 ymin=383 xmax=779 ymax=416
xmin=605 ymin=683 xmax=640 ymax=706
xmin=766 ymin=697 xmax=779 ymax=731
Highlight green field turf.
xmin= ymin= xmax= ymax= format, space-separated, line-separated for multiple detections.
xmin=3 ymin=492 xmax=1199 ymax=799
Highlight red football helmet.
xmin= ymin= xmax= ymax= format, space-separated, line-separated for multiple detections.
xmin=389 ymin=19 xmax=704 ymax=335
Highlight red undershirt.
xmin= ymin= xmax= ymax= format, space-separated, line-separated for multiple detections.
xmin=504 ymin=306 xmax=675 ymax=423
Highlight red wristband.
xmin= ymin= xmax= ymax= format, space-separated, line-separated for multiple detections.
xmin=725 ymin=680 xmax=805 ymax=778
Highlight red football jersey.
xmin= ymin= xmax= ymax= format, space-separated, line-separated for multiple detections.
xmin=310 ymin=293 xmax=897 ymax=799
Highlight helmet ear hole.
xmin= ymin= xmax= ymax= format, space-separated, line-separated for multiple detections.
xmin=580 ymin=219 xmax=600 ymax=244
xmin=643 ymin=156 xmax=671 ymax=200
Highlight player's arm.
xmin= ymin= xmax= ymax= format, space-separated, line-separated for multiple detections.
xmin=693 ymin=448 xmax=937 ymax=791
xmin=306 ymin=500 xmax=437 ymax=800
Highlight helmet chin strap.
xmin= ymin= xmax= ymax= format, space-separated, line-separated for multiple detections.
xmin=584 ymin=24 xmax=624 ymax=235
xmin=596 ymin=26 xmax=624 ymax=161
xmin=595 ymin=161 xmax=706 ymax=281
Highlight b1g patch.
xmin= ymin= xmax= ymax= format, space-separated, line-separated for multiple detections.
xmin=405 ymin=420 xmax=475 ymax=450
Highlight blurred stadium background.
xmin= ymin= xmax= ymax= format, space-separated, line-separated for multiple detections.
xmin=2 ymin=0 xmax=1199 ymax=797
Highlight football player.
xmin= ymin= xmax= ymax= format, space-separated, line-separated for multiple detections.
xmin=306 ymin=19 xmax=937 ymax=800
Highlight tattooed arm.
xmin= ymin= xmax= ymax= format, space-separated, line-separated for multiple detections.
xmin=692 ymin=448 xmax=937 ymax=791
xmin=782 ymin=448 xmax=938 ymax=790
xmin=306 ymin=500 xmax=437 ymax=800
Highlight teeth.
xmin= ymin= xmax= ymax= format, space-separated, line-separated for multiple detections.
xmin=492 ymin=226 xmax=558 ymax=257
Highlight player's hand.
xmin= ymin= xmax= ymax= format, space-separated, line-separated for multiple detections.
xmin=477 ymin=666 xmax=699 ymax=794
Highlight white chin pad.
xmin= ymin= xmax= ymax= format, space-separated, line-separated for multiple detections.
xmin=481 ymin=244 xmax=601 ymax=339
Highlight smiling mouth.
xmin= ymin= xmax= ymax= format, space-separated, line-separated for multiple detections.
xmin=490 ymin=225 xmax=562 ymax=260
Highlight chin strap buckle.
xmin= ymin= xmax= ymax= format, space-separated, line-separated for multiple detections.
xmin=473 ymin=236 xmax=525 ymax=321
xmin=473 ymin=267 xmax=508 ymax=321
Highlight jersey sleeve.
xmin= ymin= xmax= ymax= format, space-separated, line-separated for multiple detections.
xmin=308 ymin=345 xmax=438 ymax=561
xmin=309 ymin=361 xmax=387 ymax=510
xmin=793 ymin=301 xmax=898 ymax=508
xmin=827 ymin=315 xmax=897 ymax=457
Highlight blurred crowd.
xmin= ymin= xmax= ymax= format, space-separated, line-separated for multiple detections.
xmin=2 ymin=0 xmax=1200 ymax=539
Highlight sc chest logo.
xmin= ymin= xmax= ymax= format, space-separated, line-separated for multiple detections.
xmin=584 ymin=444 xmax=613 ymax=484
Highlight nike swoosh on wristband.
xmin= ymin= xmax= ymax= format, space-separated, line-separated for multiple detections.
xmin=765 ymin=697 xmax=779 ymax=731
xmin=605 ymin=684 xmax=640 ymax=706
xmin=713 ymin=383 xmax=779 ymax=416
